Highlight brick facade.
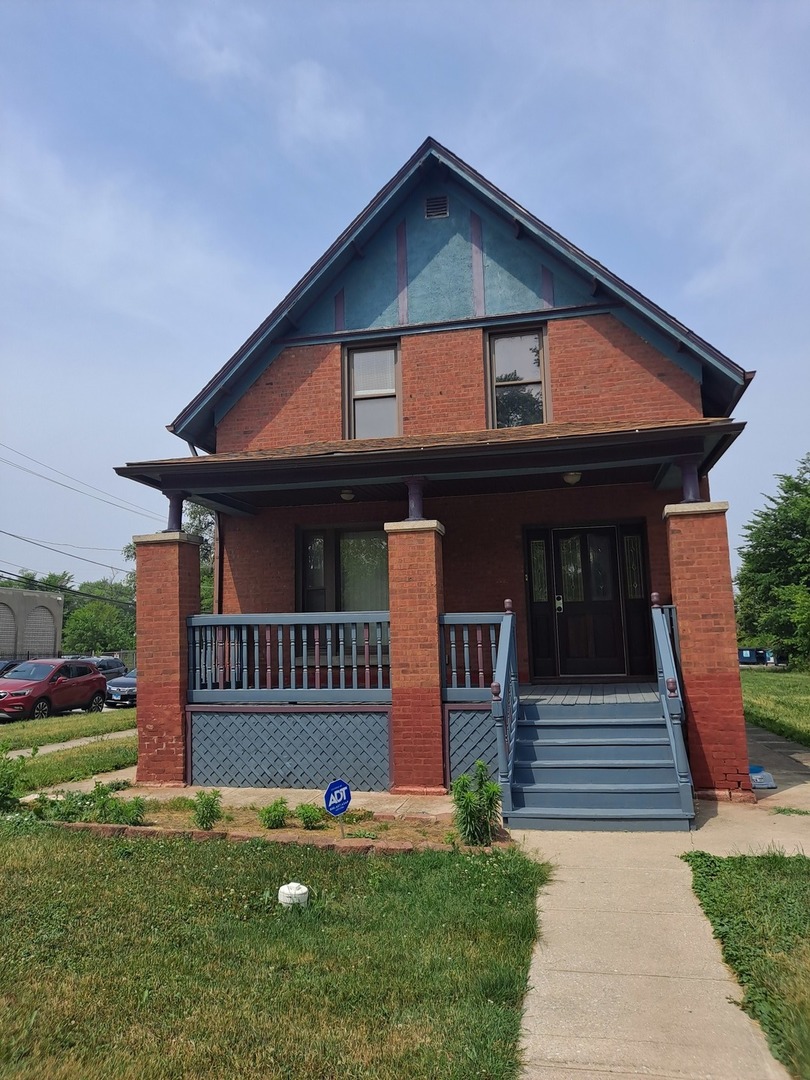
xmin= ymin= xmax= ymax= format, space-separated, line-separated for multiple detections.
xmin=384 ymin=520 xmax=447 ymax=793
xmin=664 ymin=503 xmax=754 ymax=802
xmin=134 ymin=532 xmax=201 ymax=785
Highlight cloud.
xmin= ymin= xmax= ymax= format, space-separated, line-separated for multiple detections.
xmin=276 ymin=59 xmax=367 ymax=152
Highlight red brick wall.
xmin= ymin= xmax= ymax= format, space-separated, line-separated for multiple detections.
xmin=665 ymin=505 xmax=753 ymax=800
xmin=385 ymin=524 xmax=446 ymax=792
xmin=548 ymin=316 xmax=704 ymax=423
xmin=135 ymin=534 xmax=201 ymax=785
xmin=214 ymin=315 xmax=702 ymax=452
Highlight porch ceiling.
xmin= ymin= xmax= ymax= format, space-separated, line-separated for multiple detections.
xmin=115 ymin=418 xmax=744 ymax=516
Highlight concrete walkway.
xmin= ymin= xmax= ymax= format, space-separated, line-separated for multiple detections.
xmin=8 ymin=726 xmax=135 ymax=759
xmin=514 ymin=723 xmax=808 ymax=1079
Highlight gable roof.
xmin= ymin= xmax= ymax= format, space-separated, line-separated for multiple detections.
xmin=170 ymin=137 xmax=753 ymax=453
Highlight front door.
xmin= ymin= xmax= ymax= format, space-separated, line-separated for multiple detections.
xmin=527 ymin=525 xmax=652 ymax=680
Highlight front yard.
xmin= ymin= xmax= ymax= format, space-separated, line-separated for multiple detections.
xmin=740 ymin=668 xmax=810 ymax=746
xmin=0 ymin=822 xmax=547 ymax=1080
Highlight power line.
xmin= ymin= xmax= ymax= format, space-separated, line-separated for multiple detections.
xmin=0 ymin=567 xmax=135 ymax=610
xmin=0 ymin=455 xmax=165 ymax=523
xmin=0 ymin=440 xmax=166 ymax=519
xmin=0 ymin=530 xmax=129 ymax=575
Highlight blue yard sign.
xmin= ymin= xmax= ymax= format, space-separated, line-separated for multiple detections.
xmin=324 ymin=779 xmax=352 ymax=817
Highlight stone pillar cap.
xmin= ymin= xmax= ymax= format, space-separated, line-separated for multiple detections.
xmin=663 ymin=501 xmax=729 ymax=519
xmin=384 ymin=519 xmax=445 ymax=536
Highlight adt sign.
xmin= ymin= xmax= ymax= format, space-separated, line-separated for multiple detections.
xmin=324 ymin=779 xmax=352 ymax=817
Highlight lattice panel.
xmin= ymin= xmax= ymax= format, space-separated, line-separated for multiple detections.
xmin=448 ymin=708 xmax=498 ymax=781
xmin=190 ymin=710 xmax=389 ymax=791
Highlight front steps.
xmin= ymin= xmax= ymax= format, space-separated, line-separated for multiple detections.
xmin=502 ymin=700 xmax=694 ymax=832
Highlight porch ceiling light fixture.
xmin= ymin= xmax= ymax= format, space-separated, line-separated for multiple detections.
xmin=340 ymin=488 xmax=356 ymax=502
xmin=562 ymin=471 xmax=582 ymax=486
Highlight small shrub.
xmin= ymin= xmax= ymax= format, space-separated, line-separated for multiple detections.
xmin=259 ymin=798 xmax=289 ymax=830
xmin=294 ymin=803 xmax=327 ymax=830
xmin=192 ymin=789 xmax=223 ymax=831
xmin=451 ymin=760 xmax=502 ymax=846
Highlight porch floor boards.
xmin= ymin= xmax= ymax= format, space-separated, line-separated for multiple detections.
xmin=519 ymin=682 xmax=658 ymax=706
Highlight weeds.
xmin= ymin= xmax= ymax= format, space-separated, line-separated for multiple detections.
xmin=32 ymin=783 xmax=146 ymax=826
xmin=451 ymin=760 xmax=501 ymax=846
xmin=192 ymin=789 xmax=223 ymax=831
xmin=258 ymin=798 xmax=289 ymax=830
xmin=294 ymin=803 xmax=328 ymax=830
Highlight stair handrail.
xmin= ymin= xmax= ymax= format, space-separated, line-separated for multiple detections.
xmin=491 ymin=600 xmax=519 ymax=815
xmin=651 ymin=593 xmax=692 ymax=810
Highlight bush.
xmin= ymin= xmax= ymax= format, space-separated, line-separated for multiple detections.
xmin=294 ymin=803 xmax=328 ymax=830
xmin=32 ymin=782 xmax=146 ymax=826
xmin=192 ymin=789 xmax=223 ymax=831
xmin=451 ymin=760 xmax=502 ymax=846
xmin=258 ymin=798 xmax=289 ymax=830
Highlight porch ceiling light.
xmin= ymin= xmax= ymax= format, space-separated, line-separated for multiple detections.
xmin=340 ymin=488 xmax=356 ymax=502
xmin=562 ymin=471 xmax=582 ymax=486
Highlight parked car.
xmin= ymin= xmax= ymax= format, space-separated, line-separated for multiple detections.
xmin=0 ymin=660 xmax=20 ymax=678
xmin=78 ymin=656 xmax=128 ymax=680
xmin=0 ymin=659 xmax=107 ymax=720
xmin=106 ymin=669 xmax=137 ymax=707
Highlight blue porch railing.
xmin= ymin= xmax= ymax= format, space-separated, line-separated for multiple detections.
xmin=489 ymin=601 xmax=519 ymax=815
xmin=187 ymin=613 xmax=391 ymax=704
xmin=650 ymin=593 xmax=693 ymax=814
xmin=439 ymin=612 xmax=505 ymax=701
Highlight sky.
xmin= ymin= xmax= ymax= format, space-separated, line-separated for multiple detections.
xmin=1 ymin=0 xmax=809 ymax=586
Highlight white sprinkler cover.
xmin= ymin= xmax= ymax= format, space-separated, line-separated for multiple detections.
xmin=278 ymin=881 xmax=309 ymax=907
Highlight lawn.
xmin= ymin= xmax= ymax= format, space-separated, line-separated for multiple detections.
xmin=0 ymin=707 xmax=136 ymax=752
xmin=12 ymin=737 xmax=138 ymax=795
xmin=684 ymin=850 xmax=810 ymax=1079
xmin=0 ymin=821 xmax=548 ymax=1080
xmin=740 ymin=669 xmax=810 ymax=747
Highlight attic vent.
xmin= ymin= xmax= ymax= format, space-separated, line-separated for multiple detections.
xmin=425 ymin=195 xmax=449 ymax=219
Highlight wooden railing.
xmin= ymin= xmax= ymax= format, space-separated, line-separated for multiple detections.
xmin=187 ymin=613 xmax=391 ymax=704
xmin=439 ymin=612 xmax=504 ymax=701
xmin=651 ymin=593 xmax=693 ymax=814
xmin=490 ymin=601 xmax=519 ymax=815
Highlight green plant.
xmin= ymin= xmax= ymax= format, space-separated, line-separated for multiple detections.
xmin=773 ymin=806 xmax=810 ymax=816
xmin=294 ymin=802 xmax=327 ymax=830
xmin=451 ymin=760 xmax=502 ymax=846
xmin=192 ymin=789 xmax=223 ymax=831
xmin=32 ymin=783 xmax=146 ymax=826
xmin=0 ymin=746 xmax=25 ymax=812
xmin=258 ymin=798 xmax=289 ymax=830
xmin=342 ymin=808 xmax=374 ymax=825
xmin=346 ymin=829 xmax=378 ymax=839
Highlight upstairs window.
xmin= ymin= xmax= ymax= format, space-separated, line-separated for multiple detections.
xmin=490 ymin=331 xmax=547 ymax=428
xmin=346 ymin=345 xmax=399 ymax=439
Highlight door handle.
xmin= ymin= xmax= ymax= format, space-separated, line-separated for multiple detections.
xmin=555 ymin=594 xmax=564 ymax=613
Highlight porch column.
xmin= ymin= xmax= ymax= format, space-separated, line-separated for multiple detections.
xmin=663 ymin=502 xmax=754 ymax=802
xmin=384 ymin=519 xmax=446 ymax=794
xmin=134 ymin=531 xmax=202 ymax=785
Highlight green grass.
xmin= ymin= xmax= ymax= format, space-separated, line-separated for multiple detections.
xmin=0 ymin=708 xmax=136 ymax=752
xmin=684 ymin=850 xmax=810 ymax=1079
xmin=12 ymin=737 xmax=138 ymax=795
xmin=741 ymin=668 xmax=810 ymax=747
xmin=0 ymin=823 xmax=548 ymax=1080
xmin=774 ymin=807 xmax=810 ymax=817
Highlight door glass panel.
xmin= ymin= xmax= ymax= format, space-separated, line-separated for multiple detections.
xmin=530 ymin=540 xmax=548 ymax=602
xmin=624 ymin=535 xmax=644 ymax=599
xmin=587 ymin=534 xmax=614 ymax=601
xmin=339 ymin=532 xmax=389 ymax=611
xmin=559 ymin=536 xmax=584 ymax=602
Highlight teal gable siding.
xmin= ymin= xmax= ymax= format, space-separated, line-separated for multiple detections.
xmin=402 ymin=183 xmax=474 ymax=324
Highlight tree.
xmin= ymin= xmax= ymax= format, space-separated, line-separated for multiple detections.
xmin=122 ymin=500 xmax=215 ymax=614
xmin=61 ymin=578 xmax=135 ymax=654
xmin=736 ymin=453 xmax=810 ymax=665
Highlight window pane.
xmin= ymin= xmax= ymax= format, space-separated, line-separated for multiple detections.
xmin=354 ymin=396 xmax=398 ymax=438
xmin=588 ymin=534 xmax=615 ymax=601
xmin=339 ymin=532 xmax=389 ymax=611
xmin=493 ymin=334 xmax=542 ymax=383
xmin=352 ymin=349 xmax=395 ymax=394
xmin=530 ymin=540 xmax=548 ymax=602
xmin=496 ymin=384 xmax=543 ymax=427
xmin=303 ymin=533 xmax=325 ymax=590
xmin=560 ymin=537 xmax=585 ymax=602
xmin=624 ymin=535 xmax=644 ymax=600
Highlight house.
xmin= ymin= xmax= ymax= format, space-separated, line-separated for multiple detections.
xmin=117 ymin=138 xmax=755 ymax=830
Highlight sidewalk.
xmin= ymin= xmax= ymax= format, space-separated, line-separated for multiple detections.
xmin=8 ymin=726 xmax=135 ymax=759
xmin=514 ymin=722 xmax=808 ymax=1079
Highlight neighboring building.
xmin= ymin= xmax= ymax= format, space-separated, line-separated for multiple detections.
xmin=0 ymin=587 xmax=64 ymax=659
xmin=118 ymin=138 xmax=754 ymax=829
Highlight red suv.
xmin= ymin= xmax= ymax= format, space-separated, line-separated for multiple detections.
xmin=0 ymin=659 xmax=107 ymax=720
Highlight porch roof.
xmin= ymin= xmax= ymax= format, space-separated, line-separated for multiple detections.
xmin=116 ymin=418 xmax=744 ymax=517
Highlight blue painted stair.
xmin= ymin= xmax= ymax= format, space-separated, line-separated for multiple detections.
xmin=502 ymin=699 xmax=695 ymax=831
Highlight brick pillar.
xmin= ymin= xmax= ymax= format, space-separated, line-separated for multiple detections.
xmin=384 ymin=519 xmax=446 ymax=794
xmin=664 ymin=502 xmax=754 ymax=802
xmin=134 ymin=531 xmax=202 ymax=785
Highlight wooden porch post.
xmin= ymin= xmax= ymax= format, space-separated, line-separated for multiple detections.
xmin=134 ymin=531 xmax=202 ymax=785
xmin=384 ymin=518 xmax=447 ymax=794
xmin=663 ymin=501 xmax=754 ymax=802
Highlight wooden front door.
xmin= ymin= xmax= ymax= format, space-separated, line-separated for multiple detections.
xmin=527 ymin=525 xmax=652 ymax=680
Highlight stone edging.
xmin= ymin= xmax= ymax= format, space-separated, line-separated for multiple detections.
xmin=50 ymin=820 xmax=513 ymax=855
